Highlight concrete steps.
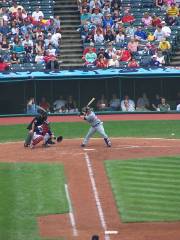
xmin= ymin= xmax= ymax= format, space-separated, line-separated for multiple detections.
xmin=54 ymin=0 xmax=83 ymax=68
xmin=170 ymin=47 xmax=180 ymax=66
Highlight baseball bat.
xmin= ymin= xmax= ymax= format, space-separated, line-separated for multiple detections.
xmin=87 ymin=97 xmax=95 ymax=107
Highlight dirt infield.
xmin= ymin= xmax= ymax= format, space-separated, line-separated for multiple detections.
xmin=1 ymin=138 xmax=180 ymax=240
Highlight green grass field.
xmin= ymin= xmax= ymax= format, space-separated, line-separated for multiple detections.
xmin=0 ymin=120 xmax=180 ymax=142
xmin=0 ymin=163 xmax=69 ymax=240
xmin=105 ymin=156 xmax=180 ymax=222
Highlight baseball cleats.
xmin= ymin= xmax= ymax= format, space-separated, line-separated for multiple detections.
xmin=81 ymin=144 xmax=86 ymax=147
xmin=24 ymin=143 xmax=29 ymax=147
xmin=30 ymin=143 xmax=34 ymax=149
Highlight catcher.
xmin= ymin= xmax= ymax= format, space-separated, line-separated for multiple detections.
xmin=79 ymin=106 xmax=111 ymax=147
xmin=24 ymin=109 xmax=63 ymax=148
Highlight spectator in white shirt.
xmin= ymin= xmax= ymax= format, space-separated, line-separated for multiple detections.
xmin=121 ymin=95 xmax=135 ymax=112
xmin=154 ymin=25 xmax=166 ymax=41
xmin=161 ymin=21 xmax=171 ymax=37
xmin=32 ymin=6 xmax=44 ymax=21
xmin=51 ymin=29 xmax=61 ymax=48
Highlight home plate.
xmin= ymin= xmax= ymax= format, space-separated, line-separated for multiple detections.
xmin=105 ymin=230 xmax=118 ymax=235
xmin=84 ymin=148 xmax=95 ymax=151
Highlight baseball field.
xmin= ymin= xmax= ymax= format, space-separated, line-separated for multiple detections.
xmin=1 ymin=114 xmax=180 ymax=240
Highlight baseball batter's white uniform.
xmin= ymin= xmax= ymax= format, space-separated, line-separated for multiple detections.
xmin=82 ymin=110 xmax=111 ymax=147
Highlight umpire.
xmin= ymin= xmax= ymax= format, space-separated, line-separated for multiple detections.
xmin=24 ymin=108 xmax=48 ymax=147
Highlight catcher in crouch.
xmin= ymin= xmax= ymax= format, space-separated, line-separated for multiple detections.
xmin=24 ymin=109 xmax=63 ymax=148
xmin=79 ymin=106 xmax=111 ymax=147
xmin=30 ymin=120 xmax=63 ymax=149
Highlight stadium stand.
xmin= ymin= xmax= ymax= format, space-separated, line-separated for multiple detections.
xmin=78 ymin=0 xmax=180 ymax=69
xmin=0 ymin=0 xmax=61 ymax=71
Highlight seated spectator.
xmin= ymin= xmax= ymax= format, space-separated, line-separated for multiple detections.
xmin=12 ymin=39 xmax=25 ymax=54
xmin=65 ymin=95 xmax=78 ymax=113
xmin=121 ymin=95 xmax=135 ymax=112
xmin=128 ymin=58 xmax=140 ymax=68
xmin=96 ymin=94 xmax=108 ymax=111
xmin=44 ymin=52 xmax=59 ymax=71
xmin=84 ymin=47 xmax=97 ymax=67
xmin=115 ymin=30 xmax=125 ymax=46
xmin=0 ymin=36 xmax=10 ymax=51
xmin=51 ymin=29 xmax=61 ymax=48
xmin=154 ymin=25 xmax=166 ymax=42
xmin=91 ymin=8 xmax=103 ymax=26
xmin=32 ymin=6 xmax=44 ymax=22
xmin=102 ymin=13 xmax=114 ymax=29
xmin=157 ymin=97 xmax=170 ymax=111
xmin=151 ymin=93 xmax=161 ymax=111
xmin=46 ymin=43 xmax=57 ymax=56
xmin=150 ymin=55 xmax=161 ymax=67
xmin=127 ymin=38 xmax=139 ymax=55
xmin=134 ymin=26 xmax=147 ymax=41
xmin=94 ymin=29 xmax=104 ymax=44
xmin=166 ymin=3 xmax=179 ymax=25
xmin=11 ymin=52 xmax=20 ymax=64
xmin=117 ymin=48 xmax=131 ymax=62
xmin=82 ymin=42 xmax=96 ymax=60
xmin=9 ymin=1 xmax=24 ymax=14
xmin=102 ymin=2 xmax=111 ymax=15
xmin=155 ymin=50 xmax=166 ymax=65
xmin=141 ymin=12 xmax=152 ymax=27
xmin=39 ymin=97 xmax=50 ymax=112
xmin=108 ymin=54 xmax=120 ymax=67
xmin=105 ymin=42 xmax=117 ymax=59
xmin=109 ymin=93 xmax=120 ymax=110
xmin=104 ymin=28 xmax=115 ymax=43
xmin=136 ymin=92 xmax=150 ymax=111
xmin=96 ymin=54 xmax=108 ymax=68
xmin=53 ymin=95 xmax=66 ymax=113
xmin=26 ymin=97 xmax=38 ymax=114
xmin=125 ymin=22 xmax=137 ymax=39
xmin=121 ymin=10 xmax=135 ymax=24
xmin=151 ymin=14 xmax=162 ymax=27
xmin=158 ymin=38 xmax=171 ymax=54
xmin=81 ymin=8 xmax=91 ymax=25
xmin=35 ymin=51 xmax=45 ymax=64
xmin=0 ymin=56 xmax=10 ymax=71
xmin=161 ymin=21 xmax=171 ymax=37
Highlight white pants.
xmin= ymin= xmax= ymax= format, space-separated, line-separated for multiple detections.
xmin=83 ymin=122 xmax=108 ymax=145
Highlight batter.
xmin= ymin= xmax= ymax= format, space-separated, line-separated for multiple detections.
xmin=80 ymin=107 xmax=111 ymax=147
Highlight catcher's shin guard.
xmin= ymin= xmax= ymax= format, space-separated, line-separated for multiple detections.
xmin=31 ymin=136 xmax=44 ymax=147
xmin=24 ymin=131 xmax=33 ymax=147
xmin=104 ymin=138 xmax=111 ymax=147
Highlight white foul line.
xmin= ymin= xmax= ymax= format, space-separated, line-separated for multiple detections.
xmin=64 ymin=184 xmax=78 ymax=237
xmin=84 ymin=152 xmax=111 ymax=240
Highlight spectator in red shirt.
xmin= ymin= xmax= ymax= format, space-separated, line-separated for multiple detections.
xmin=152 ymin=14 xmax=162 ymax=27
xmin=128 ymin=58 xmax=140 ymax=68
xmin=39 ymin=97 xmax=50 ymax=112
xmin=117 ymin=48 xmax=131 ymax=62
xmin=0 ymin=57 xmax=10 ymax=71
xmin=121 ymin=10 xmax=135 ymax=24
xmin=82 ymin=42 xmax=96 ymax=60
xmin=96 ymin=54 xmax=108 ymax=68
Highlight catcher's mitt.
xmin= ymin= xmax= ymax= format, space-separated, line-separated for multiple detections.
xmin=56 ymin=136 xmax=63 ymax=143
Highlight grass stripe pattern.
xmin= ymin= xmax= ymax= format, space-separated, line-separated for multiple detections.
xmin=105 ymin=156 xmax=180 ymax=223
xmin=0 ymin=163 xmax=69 ymax=240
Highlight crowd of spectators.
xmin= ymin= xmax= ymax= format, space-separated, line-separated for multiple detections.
xmin=78 ymin=0 xmax=180 ymax=68
xmin=0 ymin=1 xmax=61 ymax=71
xmin=26 ymin=91 xmax=180 ymax=114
